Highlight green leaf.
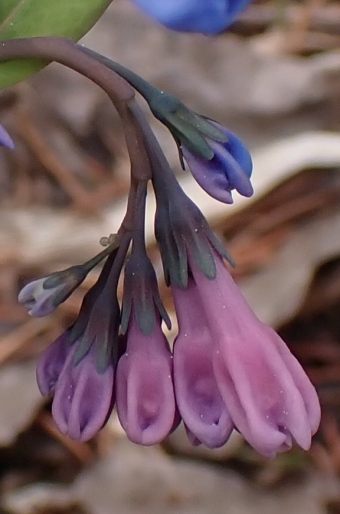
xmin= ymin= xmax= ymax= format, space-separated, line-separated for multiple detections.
xmin=0 ymin=0 xmax=113 ymax=89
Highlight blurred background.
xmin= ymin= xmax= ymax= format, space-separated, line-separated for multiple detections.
xmin=1 ymin=0 xmax=340 ymax=512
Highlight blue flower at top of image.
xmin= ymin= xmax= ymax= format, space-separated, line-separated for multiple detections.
xmin=131 ymin=0 xmax=251 ymax=35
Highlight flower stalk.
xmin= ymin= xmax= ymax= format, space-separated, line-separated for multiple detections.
xmin=78 ymin=44 xmax=253 ymax=204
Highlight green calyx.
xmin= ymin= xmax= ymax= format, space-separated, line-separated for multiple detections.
xmin=148 ymin=90 xmax=227 ymax=160
xmin=155 ymin=187 xmax=235 ymax=289
xmin=121 ymin=252 xmax=171 ymax=336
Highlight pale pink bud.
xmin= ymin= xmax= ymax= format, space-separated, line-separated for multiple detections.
xmin=116 ymin=314 xmax=176 ymax=445
xmin=192 ymin=252 xmax=321 ymax=457
xmin=173 ymin=282 xmax=233 ymax=448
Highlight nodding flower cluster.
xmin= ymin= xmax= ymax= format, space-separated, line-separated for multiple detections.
xmin=14 ymin=43 xmax=320 ymax=459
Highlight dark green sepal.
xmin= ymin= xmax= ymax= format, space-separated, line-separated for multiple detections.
xmin=164 ymin=114 xmax=214 ymax=160
xmin=175 ymin=108 xmax=227 ymax=143
xmin=72 ymin=294 xmax=120 ymax=373
xmin=155 ymin=201 xmax=189 ymax=288
xmin=121 ymin=251 xmax=171 ymax=336
xmin=73 ymin=334 xmax=93 ymax=366
xmin=148 ymin=89 xmax=226 ymax=159
xmin=154 ymin=181 xmax=234 ymax=287
xmin=204 ymin=223 xmax=235 ymax=268
xmin=169 ymin=198 xmax=216 ymax=280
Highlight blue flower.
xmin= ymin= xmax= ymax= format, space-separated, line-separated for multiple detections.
xmin=182 ymin=122 xmax=253 ymax=203
xmin=132 ymin=0 xmax=251 ymax=34
xmin=0 ymin=125 xmax=14 ymax=149
xmin=143 ymin=89 xmax=253 ymax=203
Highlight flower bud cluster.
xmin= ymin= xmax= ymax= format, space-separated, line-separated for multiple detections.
xmin=13 ymin=23 xmax=320 ymax=457
xmin=18 ymin=168 xmax=321 ymax=456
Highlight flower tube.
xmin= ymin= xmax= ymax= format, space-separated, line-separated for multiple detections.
xmin=191 ymin=251 xmax=321 ymax=457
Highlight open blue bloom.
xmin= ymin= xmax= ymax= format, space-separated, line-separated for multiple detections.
xmin=132 ymin=0 xmax=251 ymax=35
xmin=182 ymin=123 xmax=253 ymax=203
xmin=0 ymin=124 xmax=14 ymax=149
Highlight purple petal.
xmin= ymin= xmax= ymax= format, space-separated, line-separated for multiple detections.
xmin=173 ymin=283 xmax=233 ymax=448
xmin=212 ymin=330 xmax=310 ymax=456
xmin=270 ymin=333 xmax=321 ymax=434
xmin=208 ymin=141 xmax=253 ymax=197
xmin=182 ymin=148 xmax=234 ymax=203
xmin=182 ymin=126 xmax=253 ymax=203
xmin=190 ymin=250 xmax=321 ymax=457
xmin=0 ymin=125 xmax=14 ymax=149
xmin=18 ymin=278 xmax=58 ymax=317
xmin=185 ymin=424 xmax=202 ymax=446
xmin=209 ymin=123 xmax=253 ymax=178
xmin=36 ymin=332 xmax=71 ymax=396
xmin=116 ymin=314 xmax=176 ymax=445
xmin=52 ymin=345 xmax=114 ymax=441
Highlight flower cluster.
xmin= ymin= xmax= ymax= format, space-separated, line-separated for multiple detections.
xmin=15 ymin=31 xmax=320 ymax=458
xmin=131 ymin=0 xmax=251 ymax=35
xmin=18 ymin=105 xmax=320 ymax=456
xmin=153 ymin=172 xmax=320 ymax=456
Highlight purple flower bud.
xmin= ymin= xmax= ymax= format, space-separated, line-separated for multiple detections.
xmin=116 ymin=314 xmax=176 ymax=445
xmin=173 ymin=282 xmax=233 ymax=448
xmin=18 ymin=245 xmax=118 ymax=318
xmin=33 ymin=247 xmax=122 ymax=441
xmin=0 ymin=124 xmax=14 ymax=149
xmin=191 ymin=251 xmax=321 ymax=457
xmin=132 ymin=0 xmax=251 ymax=35
xmin=182 ymin=124 xmax=253 ymax=204
xmin=52 ymin=344 xmax=114 ymax=441
xmin=18 ymin=267 xmax=87 ymax=317
xmin=184 ymin=425 xmax=202 ymax=446
xmin=36 ymin=332 xmax=72 ymax=397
